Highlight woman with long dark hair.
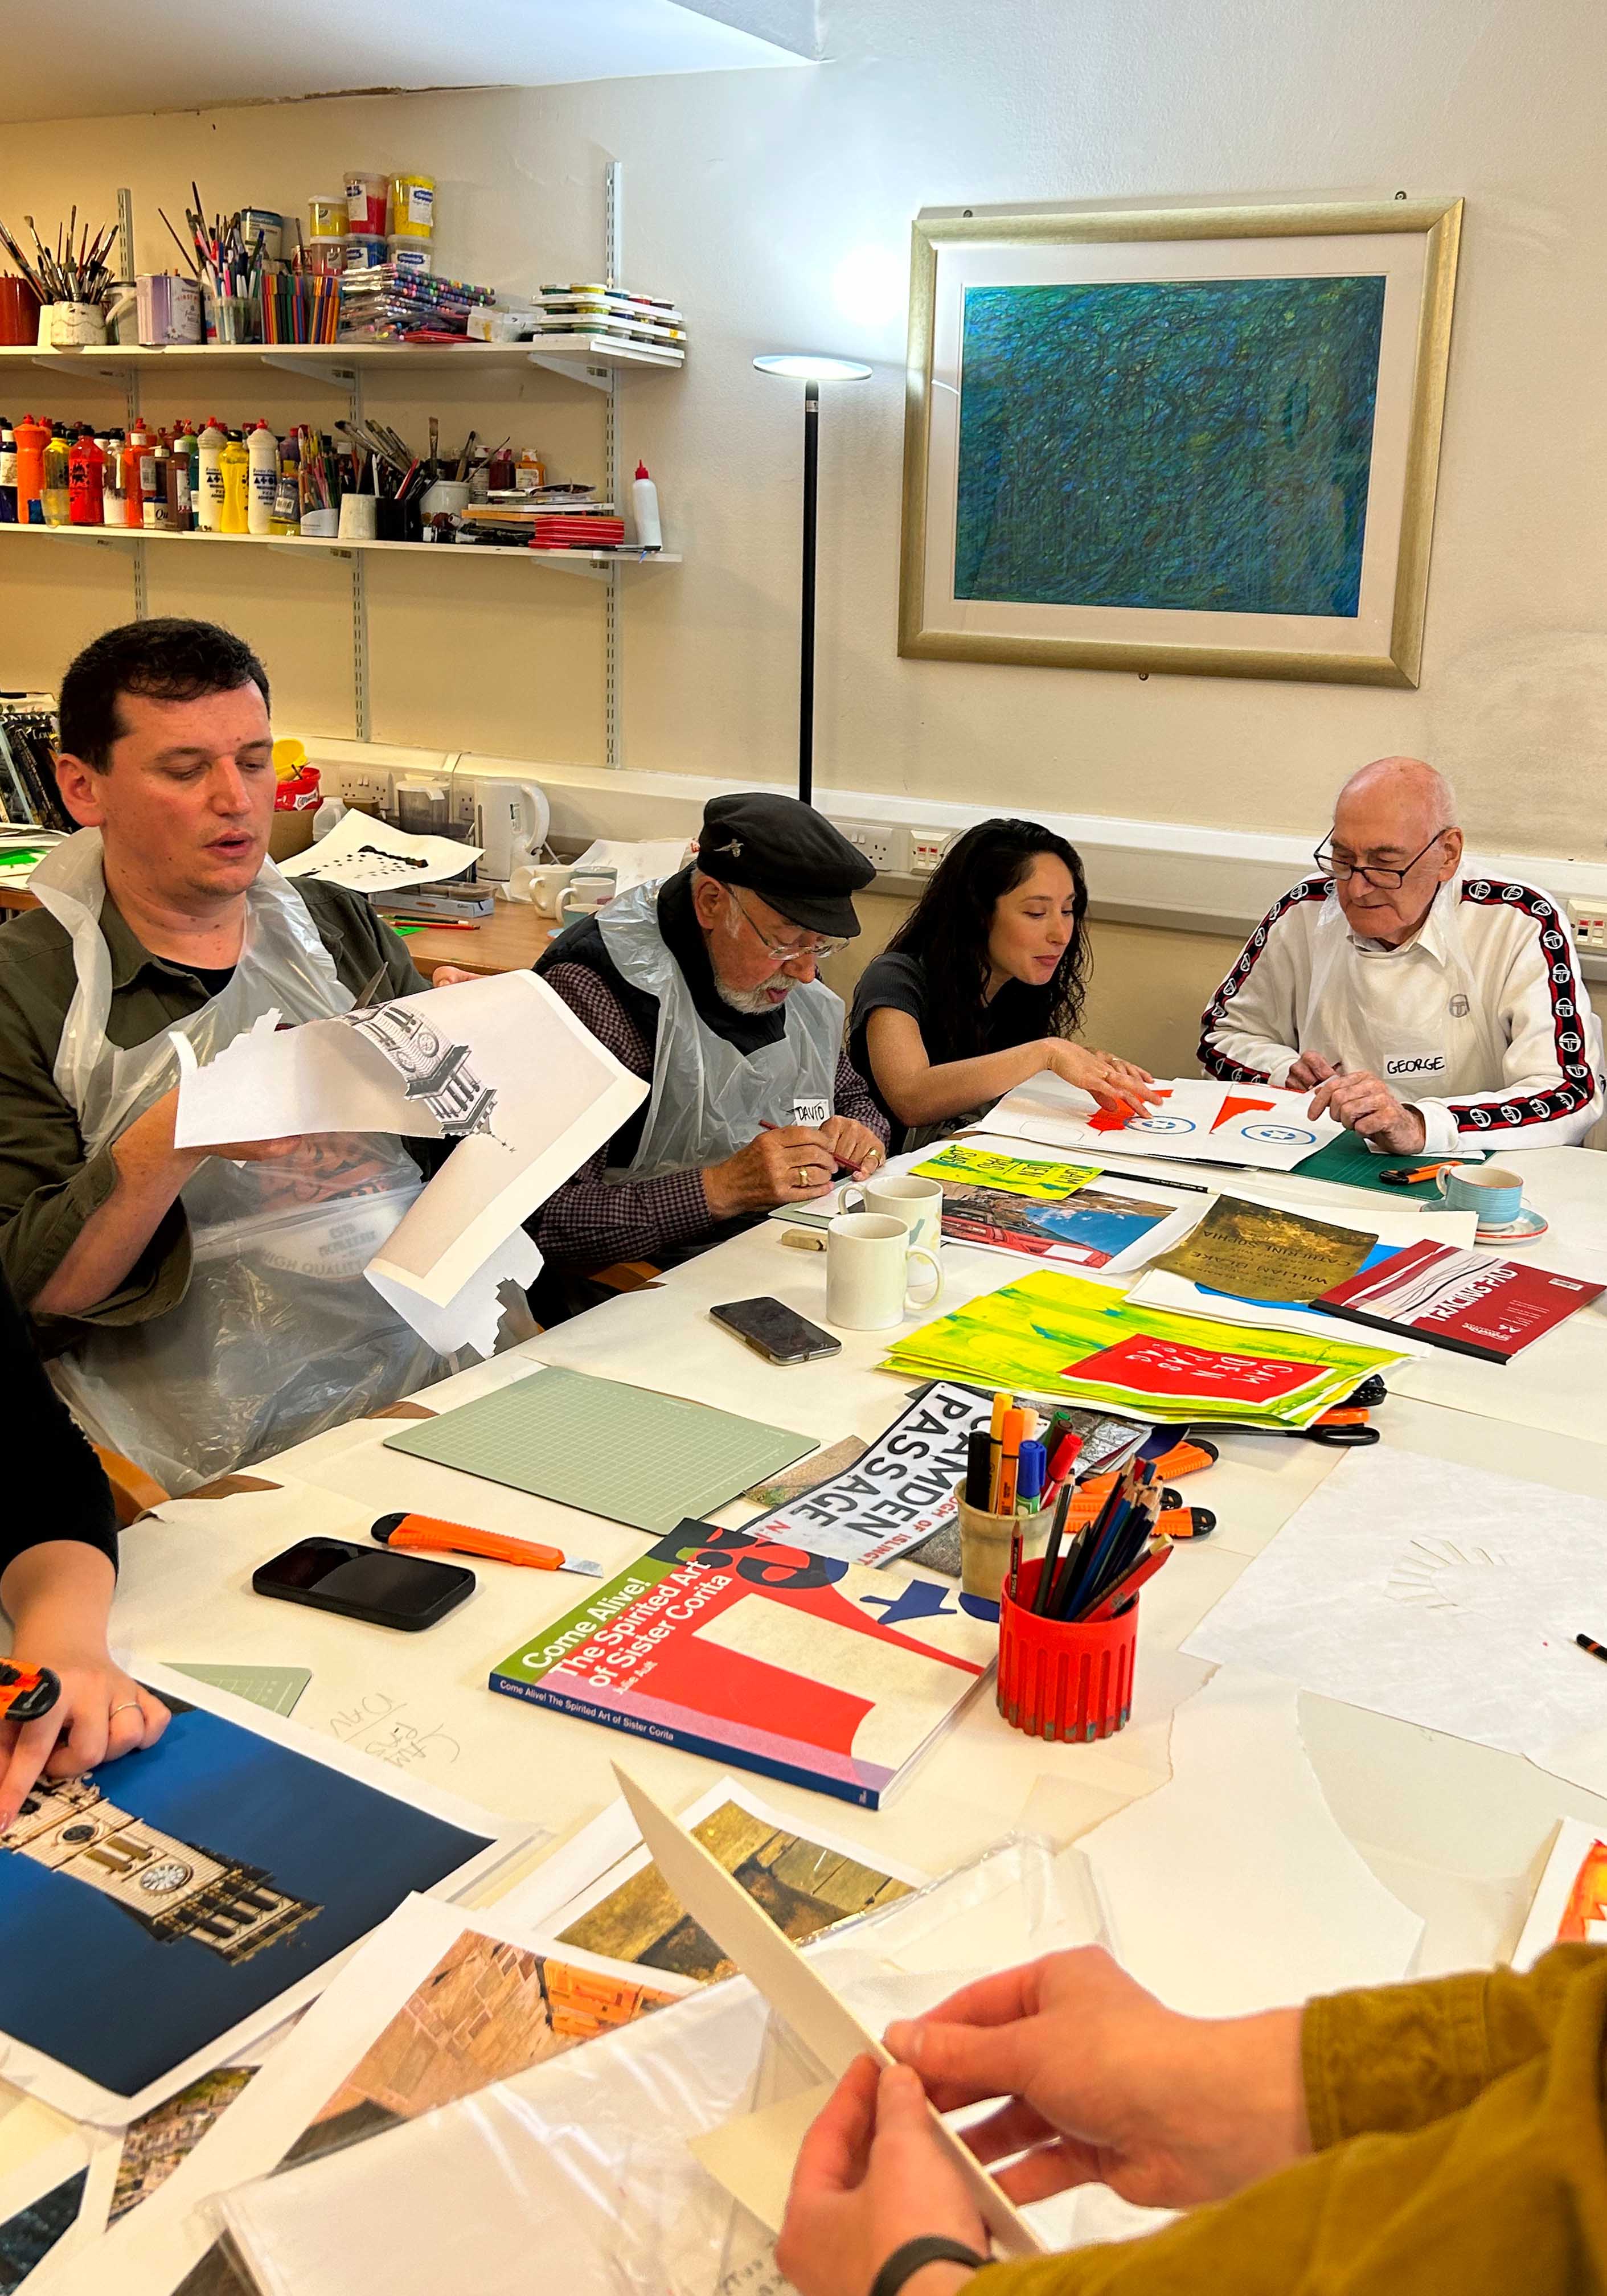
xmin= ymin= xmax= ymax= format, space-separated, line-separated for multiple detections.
xmin=848 ymin=818 xmax=1159 ymax=1151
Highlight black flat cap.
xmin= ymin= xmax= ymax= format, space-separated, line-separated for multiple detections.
xmin=696 ymin=792 xmax=874 ymax=938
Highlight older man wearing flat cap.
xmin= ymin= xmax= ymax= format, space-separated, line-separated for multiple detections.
xmin=531 ymin=794 xmax=889 ymax=1285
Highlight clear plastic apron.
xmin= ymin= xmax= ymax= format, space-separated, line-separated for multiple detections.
xmin=1297 ymin=879 xmax=1503 ymax=1091
xmin=597 ymin=881 xmax=843 ymax=1178
xmin=33 ymin=831 xmax=445 ymax=1495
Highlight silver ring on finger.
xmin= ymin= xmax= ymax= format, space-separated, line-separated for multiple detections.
xmin=109 ymin=1700 xmax=142 ymax=1719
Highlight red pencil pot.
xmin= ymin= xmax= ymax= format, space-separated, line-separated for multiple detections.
xmin=996 ymin=1558 xmax=1137 ymax=1743
xmin=0 ymin=279 xmax=40 ymax=346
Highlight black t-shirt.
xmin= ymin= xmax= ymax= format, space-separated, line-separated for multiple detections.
xmin=1 ymin=1262 xmax=117 ymax=1581
xmin=848 ymin=949 xmax=1048 ymax=1147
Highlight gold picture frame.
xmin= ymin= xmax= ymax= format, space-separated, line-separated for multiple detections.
xmin=899 ymin=198 xmax=1463 ymax=687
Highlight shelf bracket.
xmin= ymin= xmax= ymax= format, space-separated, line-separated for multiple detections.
xmin=259 ymin=354 xmax=360 ymax=391
xmin=28 ymin=354 xmax=125 ymax=383
xmin=604 ymin=158 xmax=624 ymax=769
xmin=524 ymin=351 xmax=613 ymax=393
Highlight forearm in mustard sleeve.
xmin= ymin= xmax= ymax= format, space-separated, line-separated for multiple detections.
xmin=964 ymin=1949 xmax=1607 ymax=2296
xmin=1302 ymin=1940 xmax=1605 ymax=2147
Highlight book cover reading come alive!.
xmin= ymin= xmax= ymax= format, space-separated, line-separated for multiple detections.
xmin=489 ymin=1522 xmax=999 ymax=1809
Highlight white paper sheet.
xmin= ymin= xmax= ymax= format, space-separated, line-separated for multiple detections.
xmin=612 ymin=1763 xmax=1045 ymax=2257
xmin=280 ymin=811 xmax=482 ymax=893
xmin=1079 ymin=1670 xmax=1423 ymax=2015
xmin=986 ymin=1073 xmax=1342 ymax=1171
xmin=173 ymin=972 xmax=646 ymax=1343
xmin=1183 ymin=1448 xmax=1607 ymax=1780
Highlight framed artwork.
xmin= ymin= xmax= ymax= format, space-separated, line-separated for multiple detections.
xmin=900 ymin=198 xmax=1462 ymax=686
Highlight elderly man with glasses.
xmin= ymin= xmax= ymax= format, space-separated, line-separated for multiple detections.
xmin=1200 ymin=755 xmax=1603 ymax=1154
xmin=531 ymin=793 xmax=889 ymax=1290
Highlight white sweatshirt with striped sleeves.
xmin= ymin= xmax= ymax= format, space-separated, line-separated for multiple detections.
xmin=1199 ymin=872 xmax=1604 ymax=1154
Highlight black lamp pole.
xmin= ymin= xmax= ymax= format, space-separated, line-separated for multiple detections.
xmin=798 ymin=379 xmax=819 ymax=807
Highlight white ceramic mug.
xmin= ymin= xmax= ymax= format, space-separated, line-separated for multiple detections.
xmin=839 ymin=1172 xmax=944 ymax=1256
xmin=42 ymin=300 xmax=107 ymax=347
xmin=515 ymin=863 xmax=573 ymax=916
xmin=826 ymin=1212 xmax=944 ymax=1332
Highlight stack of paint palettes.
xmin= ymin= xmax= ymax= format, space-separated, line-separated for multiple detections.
xmin=1019 ymin=1456 xmax=1173 ymax=1624
xmin=519 ymin=284 xmax=686 ymax=364
xmin=338 ymin=263 xmax=495 ymax=340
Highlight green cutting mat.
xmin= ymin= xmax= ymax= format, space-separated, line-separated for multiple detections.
xmin=169 ymin=1663 xmax=311 ymax=1716
xmin=383 ymin=1368 xmax=817 ymax=1535
xmin=1292 ymin=1132 xmax=1485 ymax=1201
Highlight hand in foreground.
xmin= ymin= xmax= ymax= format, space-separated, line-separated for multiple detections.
xmin=777 ymin=2057 xmax=986 ymax=2296
xmin=1285 ymin=1051 xmax=1341 ymax=1092
xmin=884 ymin=1948 xmax=1309 ymax=2213
xmin=428 ymin=965 xmax=481 ymax=987
xmin=703 ymin=1125 xmax=838 ymax=1219
xmin=0 ymin=1648 xmax=168 ymax=1833
xmin=1305 ymin=1069 xmax=1426 ymax=1153
xmin=1044 ymin=1043 xmax=1165 ymax=1115
xmin=817 ymin=1114 xmax=886 ymax=1180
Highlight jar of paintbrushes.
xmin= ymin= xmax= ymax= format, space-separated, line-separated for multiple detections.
xmin=0 ymin=212 xmax=118 ymax=347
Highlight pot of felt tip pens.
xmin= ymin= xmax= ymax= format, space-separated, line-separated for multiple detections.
xmin=994 ymin=1448 xmax=1173 ymax=1744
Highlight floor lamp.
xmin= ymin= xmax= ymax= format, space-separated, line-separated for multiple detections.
xmin=753 ymin=352 xmax=872 ymax=806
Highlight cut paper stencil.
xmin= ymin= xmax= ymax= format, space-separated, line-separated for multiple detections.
xmin=173 ymin=973 xmax=646 ymax=1352
xmin=986 ymin=1074 xmax=1342 ymax=1171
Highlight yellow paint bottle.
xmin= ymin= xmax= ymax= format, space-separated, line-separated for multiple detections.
xmin=219 ymin=429 xmax=251 ymax=535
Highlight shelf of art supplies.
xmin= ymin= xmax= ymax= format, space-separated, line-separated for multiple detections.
xmin=0 ymin=524 xmax=679 ymax=578
xmin=0 ymin=338 xmax=683 ymax=395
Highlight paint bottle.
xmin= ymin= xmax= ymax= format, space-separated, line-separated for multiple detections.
xmin=196 ymin=418 xmax=227 ymax=532
xmin=0 ymin=424 xmax=16 ymax=524
xmin=67 ymin=427 xmax=104 ymax=525
xmin=12 ymin=416 xmax=50 ymax=522
xmin=165 ymin=436 xmax=192 ymax=531
xmin=514 ymin=445 xmax=546 ymax=493
xmin=144 ymin=436 xmax=171 ymax=529
xmin=119 ymin=420 xmax=151 ymax=525
xmin=41 ymin=426 xmax=71 ymax=526
xmin=247 ymin=420 xmax=278 ymax=535
xmin=632 ymin=460 xmax=662 ymax=550
xmin=220 ymin=428 xmax=250 ymax=534
xmin=270 ymin=430 xmax=301 ymax=535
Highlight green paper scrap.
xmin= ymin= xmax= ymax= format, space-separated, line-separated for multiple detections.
xmin=1292 ymin=1132 xmax=1485 ymax=1200
xmin=168 ymin=1663 xmax=312 ymax=1716
xmin=383 ymin=1367 xmax=818 ymax=1536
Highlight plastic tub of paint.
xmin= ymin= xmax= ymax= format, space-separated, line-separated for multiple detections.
xmin=389 ymin=173 xmax=436 ymax=236
xmin=343 ymin=171 xmax=387 ymax=236
xmin=239 ymin=208 xmax=284 ymax=261
xmin=306 ymin=195 xmax=349 ymax=243
xmin=388 ymin=236 xmax=433 ymax=276
xmin=345 ymin=235 xmax=387 ymax=273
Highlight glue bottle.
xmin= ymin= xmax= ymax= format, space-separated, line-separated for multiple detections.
xmin=196 ymin=418 xmax=226 ymax=532
xmin=247 ymin=420 xmax=278 ymax=534
xmin=220 ymin=429 xmax=250 ymax=534
xmin=0 ymin=424 xmax=16 ymax=524
xmin=40 ymin=426 xmax=71 ymax=526
xmin=632 ymin=460 xmax=662 ymax=551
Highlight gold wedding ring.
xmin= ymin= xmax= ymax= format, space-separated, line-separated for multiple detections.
xmin=794 ymin=1166 xmax=810 ymax=1188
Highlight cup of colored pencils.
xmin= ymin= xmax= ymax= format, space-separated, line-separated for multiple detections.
xmin=995 ymin=1457 xmax=1172 ymax=1743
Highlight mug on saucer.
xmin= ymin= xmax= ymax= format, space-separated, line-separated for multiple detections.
xmin=1436 ymin=1162 xmax=1524 ymax=1224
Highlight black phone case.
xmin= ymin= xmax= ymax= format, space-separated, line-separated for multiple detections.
xmin=251 ymin=1540 xmax=474 ymax=1632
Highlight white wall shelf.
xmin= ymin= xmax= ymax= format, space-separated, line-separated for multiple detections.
xmin=0 ymin=522 xmax=677 ymax=579
xmin=0 ymin=338 xmax=683 ymax=395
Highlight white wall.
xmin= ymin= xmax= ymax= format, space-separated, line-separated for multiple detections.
xmin=1 ymin=0 xmax=1605 ymax=866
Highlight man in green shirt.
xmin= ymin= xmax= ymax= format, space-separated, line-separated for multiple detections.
xmin=0 ymin=618 xmax=451 ymax=1490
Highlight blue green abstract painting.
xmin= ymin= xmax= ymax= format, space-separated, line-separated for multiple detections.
xmin=954 ymin=276 xmax=1387 ymax=618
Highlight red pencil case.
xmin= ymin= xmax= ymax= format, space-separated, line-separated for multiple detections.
xmin=996 ymin=1558 xmax=1137 ymax=1744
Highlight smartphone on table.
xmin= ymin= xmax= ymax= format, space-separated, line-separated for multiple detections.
xmin=252 ymin=1537 xmax=474 ymax=1632
xmin=710 ymin=1296 xmax=842 ymax=1365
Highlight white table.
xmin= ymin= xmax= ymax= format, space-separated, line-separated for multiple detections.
xmin=9 ymin=1133 xmax=1607 ymax=2245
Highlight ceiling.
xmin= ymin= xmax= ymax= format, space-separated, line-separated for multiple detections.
xmin=0 ymin=0 xmax=815 ymax=127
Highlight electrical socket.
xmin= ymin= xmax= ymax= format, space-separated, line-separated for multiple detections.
xmin=1565 ymin=897 xmax=1607 ymax=952
xmin=831 ymin=818 xmax=908 ymax=874
xmin=909 ymin=828 xmax=952 ymax=875
xmin=337 ymin=766 xmax=389 ymax=809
